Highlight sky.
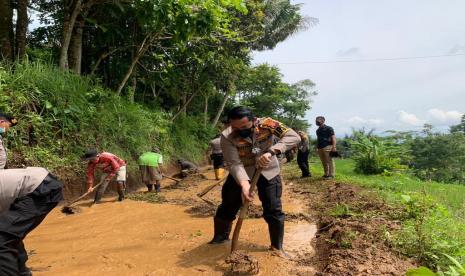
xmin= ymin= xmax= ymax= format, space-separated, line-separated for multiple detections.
xmin=252 ymin=0 xmax=465 ymax=136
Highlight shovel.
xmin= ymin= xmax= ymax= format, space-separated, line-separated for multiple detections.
xmin=61 ymin=180 xmax=105 ymax=214
xmin=230 ymin=168 xmax=262 ymax=253
xmin=196 ymin=173 xmax=228 ymax=206
xmin=162 ymin=174 xmax=182 ymax=184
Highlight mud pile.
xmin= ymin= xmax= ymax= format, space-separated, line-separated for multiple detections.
xmin=225 ymin=251 xmax=259 ymax=275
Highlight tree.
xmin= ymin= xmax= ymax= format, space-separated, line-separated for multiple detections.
xmin=0 ymin=0 xmax=14 ymax=60
xmin=236 ymin=64 xmax=316 ymax=130
xmin=450 ymin=114 xmax=465 ymax=134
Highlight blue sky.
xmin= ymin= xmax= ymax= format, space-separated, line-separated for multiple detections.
xmin=252 ymin=0 xmax=465 ymax=136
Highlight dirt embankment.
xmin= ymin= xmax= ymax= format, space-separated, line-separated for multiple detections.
xmin=287 ymin=177 xmax=417 ymax=276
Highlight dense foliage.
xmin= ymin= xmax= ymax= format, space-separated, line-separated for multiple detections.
xmin=0 ymin=0 xmax=316 ymax=179
xmin=340 ymin=125 xmax=465 ymax=185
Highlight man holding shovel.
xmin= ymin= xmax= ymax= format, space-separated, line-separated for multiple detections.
xmin=138 ymin=148 xmax=164 ymax=193
xmin=209 ymin=106 xmax=300 ymax=255
xmin=0 ymin=167 xmax=63 ymax=276
xmin=82 ymin=149 xmax=127 ymax=203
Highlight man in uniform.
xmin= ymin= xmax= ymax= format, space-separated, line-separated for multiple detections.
xmin=209 ymin=134 xmax=225 ymax=180
xmin=0 ymin=113 xmax=18 ymax=169
xmin=0 ymin=167 xmax=63 ymax=276
xmin=138 ymin=148 xmax=164 ymax=192
xmin=315 ymin=116 xmax=337 ymax=179
xmin=82 ymin=149 xmax=127 ymax=203
xmin=209 ymin=106 xmax=300 ymax=255
xmin=297 ymin=130 xmax=311 ymax=178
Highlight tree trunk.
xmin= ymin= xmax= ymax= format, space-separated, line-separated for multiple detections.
xmin=59 ymin=0 xmax=82 ymax=70
xmin=0 ymin=0 xmax=13 ymax=60
xmin=128 ymin=77 xmax=136 ymax=103
xmin=116 ymin=33 xmax=153 ymax=96
xmin=68 ymin=16 xmax=84 ymax=74
xmin=15 ymin=0 xmax=28 ymax=59
xmin=171 ymin=90 xmax=200 ymax=122
xmin=212 ymin=90 xmax=229 ymax=128
xmin=203 ymin=94 xmax=209 ymax=126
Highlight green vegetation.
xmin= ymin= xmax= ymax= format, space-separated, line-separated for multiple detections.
xmin=339 ymin=126 xmax=465 ymax=185
xmin=349 ymin=130 xmax=406 ymax=174
xmin=305 ymin=158 xmax=465 ymax=273
xmin=0 ymin=0 xmax=315 ymax=182
xmin=0 ymin=62 xmax=213 ymax=174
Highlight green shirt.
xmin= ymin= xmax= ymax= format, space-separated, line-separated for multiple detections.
xmin=138 ymin=152 xmax=163 ymax=167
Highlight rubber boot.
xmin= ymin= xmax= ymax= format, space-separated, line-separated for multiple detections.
xmin=117 ymin=182 xmax=125 ymax=201
xmin=208 ymin=217 xmax=232 ymax=244
xmin=218 ymin=168 xmax=225 ymax=179
xmin=146 ymin=184 xmax=153 ymax=192
xmin=214 ymin=169 xmax=220 ymax=180
xmin=94 ymin=190 xmax=103 ymax=204
xmin=155 ymin=183 xmax=161 ymax=193
xmin=269 ymin=221 xmax=284 ymax=250
xmin=268 ymin=221 xmax=291 ymax=258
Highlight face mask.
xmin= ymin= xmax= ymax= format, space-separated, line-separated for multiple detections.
xmin=0 ymin=127 xmax=4 ymax=134
xmin=316 ymin=122 xmax=322 ymax=126
xmin=237 ymin=128 xmax=253 ymax=138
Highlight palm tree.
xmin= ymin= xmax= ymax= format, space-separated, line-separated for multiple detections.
xmin=252 ymin=0 xmax=318 ymax=51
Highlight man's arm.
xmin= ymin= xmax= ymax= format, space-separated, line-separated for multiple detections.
xmin=331 ymin=135 xmax=337 ymax=151
xmin=86 ymin=162 xmax=96 ymax=190
xmin=106 ymin=157 xmax=122 ymax=181
xmin=269 ymin=127 xmax=301 ymax=155
xmin=221 ymin=136 xmax=250 ymax=183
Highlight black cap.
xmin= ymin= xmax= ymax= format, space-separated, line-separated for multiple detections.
xmin=0 ymin=113 xmax=18 ymax=126
xmin=81 ymin=149 xmax=98 ymax=160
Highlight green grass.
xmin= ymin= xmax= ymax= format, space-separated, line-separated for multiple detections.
xmin=290 ymin=158 xmax=465 ymax=272
xmin=307 ymin=158 xmax=465 ymax=220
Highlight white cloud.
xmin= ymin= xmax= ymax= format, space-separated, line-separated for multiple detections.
xmin=428 ymin=108 xmax=463 ymax=124
xmin=336 ymin=47 xmax=360 ymax=57
xmin=346 ymin=116 xmax=383 ymax=126
xmin=448 ymin=44 xmax=465 ymax=54
xmin=398 ymin=111 xmax=425 ymax=126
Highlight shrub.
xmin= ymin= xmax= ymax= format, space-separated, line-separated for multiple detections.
xmin=349 ymin=132 xmax=407 ymax=175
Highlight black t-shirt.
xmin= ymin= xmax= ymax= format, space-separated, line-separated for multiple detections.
xmin=316 ymin=125 xmax=335 ymax=149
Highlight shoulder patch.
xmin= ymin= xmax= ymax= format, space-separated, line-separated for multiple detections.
xmin=259 ymin=118 xmax=281 ymax=129
xmin=258 ymin=117 xmax=290 ymax=138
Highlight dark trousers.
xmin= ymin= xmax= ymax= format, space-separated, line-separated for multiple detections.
xmin=215 ymin=174 xmax=285 ymax=229
xmin=297 ymin=150 xmax=311 ymax=177
xmin=210 ymin=153 xmax=224 ymax=169
xmin=0 ymin=175 xmax=63 ymax=276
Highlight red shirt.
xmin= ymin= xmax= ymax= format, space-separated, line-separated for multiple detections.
xmin=86 ymin=152 xmax=126 ymax=187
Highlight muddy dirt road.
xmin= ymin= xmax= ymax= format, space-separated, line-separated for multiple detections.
xmin=25 ymin=169 xmax=317 ymax=275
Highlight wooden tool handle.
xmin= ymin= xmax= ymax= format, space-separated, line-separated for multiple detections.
xmin=230 ymin=168 xmax=263 ymax=253
xmin=65 ymin=180 xmax=105 ymax=207
xmin=197 ymin=173 xmax=228 ymax=198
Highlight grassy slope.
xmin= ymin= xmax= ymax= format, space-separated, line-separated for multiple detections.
xmin=288 ymin=157 xmax=465 ymax=271
xmin=307 ymin=158 xmax=465 ymax=220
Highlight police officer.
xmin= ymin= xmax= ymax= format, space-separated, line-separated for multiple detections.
xmin=0 ymin=167 xmax=63 ymax=276
xmin=0 ymin=113 xmax=18 ymax=169
xmin=209 ymin=106 xmax=301 ymax=255
xmin=209 ymin=134 xmax=225 ymax=180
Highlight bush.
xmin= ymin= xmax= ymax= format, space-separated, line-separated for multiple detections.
xmin=349 ymin=132 xmax=407 ymax=175
xmin=0 ymin=61 xmax=212 ymax=178
xmin=393 ymin=193 xmax=465 ymax=271
xmin=410 ymin=133 xmax=465 ymax=184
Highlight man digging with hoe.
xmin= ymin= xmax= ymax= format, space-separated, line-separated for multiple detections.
xmin=208 ymin=106 xmax=300 ymax=258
